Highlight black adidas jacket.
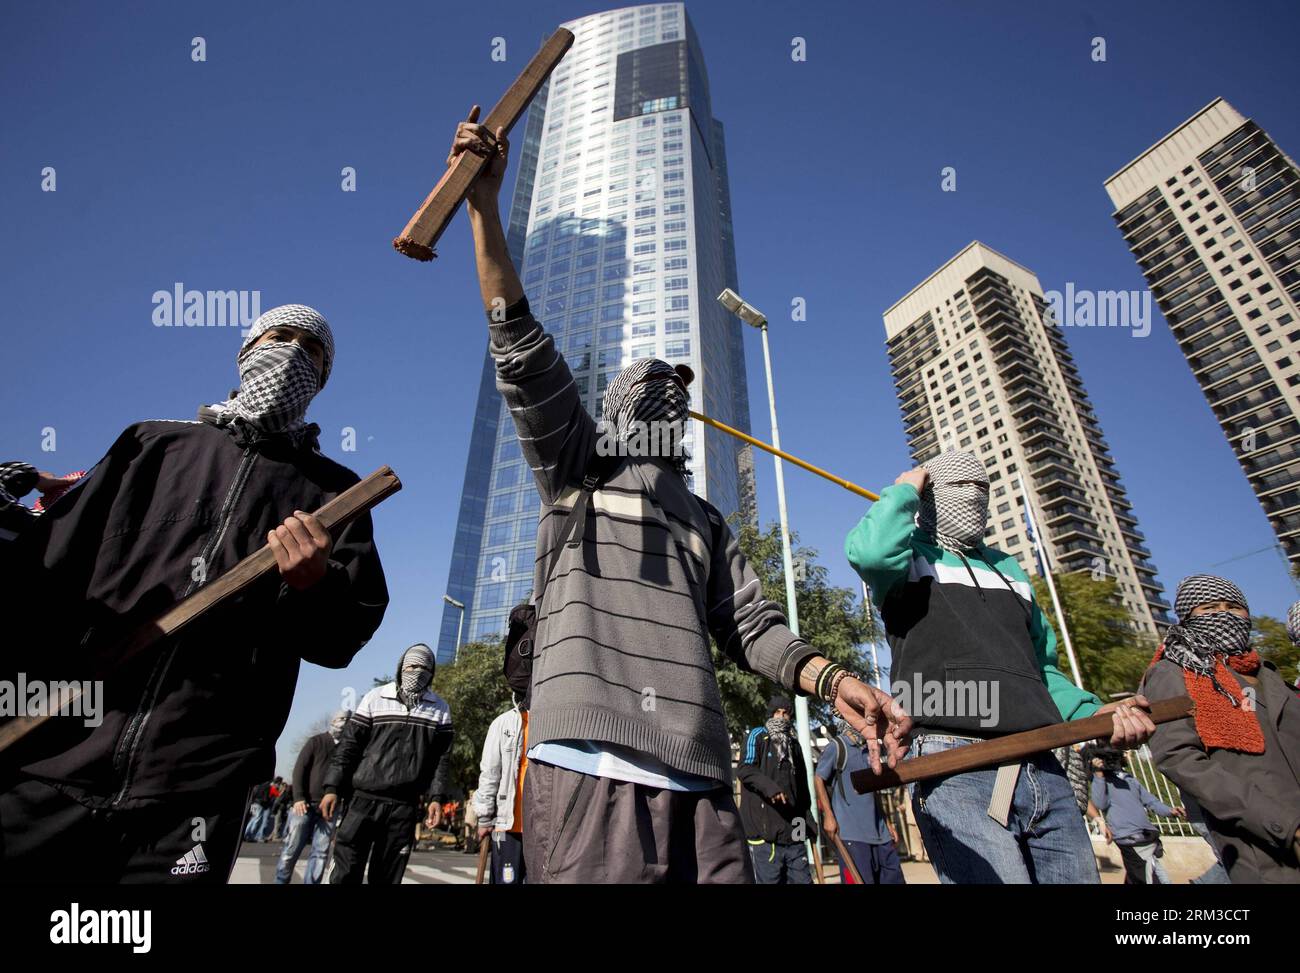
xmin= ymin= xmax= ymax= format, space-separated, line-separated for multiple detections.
xmin=1 ymin=419 xmax=388 ymax=810
xmin=737 ymin=726 xmax=813 ymax=844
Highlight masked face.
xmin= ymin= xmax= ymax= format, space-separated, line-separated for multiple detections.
xmin=1184 ymin=610 xmax=1252 ymax=655
xmin=918 ymin=451 xmax=990 ymax=551
xmin=233 ymin=340 xmax=321 ymax=433
xmin=1174 ymin=575 xmax=1252 ymax=656
xmin=328 ymin=711 xmax=350 ymax=742
xmin=397 ymin=644 xmax=435 ymax=707
xmin=600 ymin=358 xmax=690 ymax=475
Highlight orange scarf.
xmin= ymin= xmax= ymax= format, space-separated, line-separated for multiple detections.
xmin=1150 ymin=646 xmax=1265 ymax=754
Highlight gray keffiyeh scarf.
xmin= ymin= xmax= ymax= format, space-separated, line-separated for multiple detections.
xmin=599 ymin=358 xmax=691 ymax=477
xmin=917 ymin=450 xmax=990 ymax=552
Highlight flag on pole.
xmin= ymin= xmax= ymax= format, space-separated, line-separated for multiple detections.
xmin=1020 ymin=477 xmax=1048 ymax=576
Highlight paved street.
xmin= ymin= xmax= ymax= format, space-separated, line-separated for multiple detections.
xmin=230 ymin=839 xmax=481 ymax=884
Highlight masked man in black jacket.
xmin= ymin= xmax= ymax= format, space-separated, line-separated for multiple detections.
xmin=0 ymin=304 xmax=388 ymax=884
xmin=320 ymin=643 xmax=453 ymax=884
xmin=737 ymin=696 xmax=815 ymax=884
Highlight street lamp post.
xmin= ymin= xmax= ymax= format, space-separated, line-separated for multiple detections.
xmin=718 ymin=288 xmax=820 ymax=833
xmin=442 ymin=594 xmax=465 ymax=663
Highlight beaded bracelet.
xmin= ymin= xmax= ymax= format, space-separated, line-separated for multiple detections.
xmin=815 ymin=662 xmax=842 ymax=700
xmin=827 ymin=668 xmax=858 ymax=707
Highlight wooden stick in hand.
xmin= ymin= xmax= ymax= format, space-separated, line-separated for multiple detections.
xmin=850 ymin=696 xmax=1194 ymax=794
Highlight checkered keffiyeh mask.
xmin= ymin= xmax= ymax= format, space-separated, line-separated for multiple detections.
xmin=600 ymin=358 xmax=690 ymax=477
xmin=229 ymin=340 xmax=320 ymax=434
xmin=242 ymin=304 xmax=335 ymax=387
xmin=917 ymin=450 xmax=989 ymax=552
xmin=1288 ymin=601 xmax=1300 ymax=645
xmin=1164 ymin=575 xmax=1253 ymax=695
xmin=203 ymin=305 xmax=334 ymax=446
xmin=398 ymin=644 xmax=435 ymax=710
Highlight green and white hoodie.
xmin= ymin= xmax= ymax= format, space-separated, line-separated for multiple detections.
xmin=845 ymin=483 xmax=1100 ymax=737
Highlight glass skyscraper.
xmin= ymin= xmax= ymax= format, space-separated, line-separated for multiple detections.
xmin=438 ymin=3 xmax=754 ymax=659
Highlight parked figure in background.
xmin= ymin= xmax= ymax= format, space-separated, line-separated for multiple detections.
xmin=1086 ymin=744 xmax=1184 ymax=884
xmin=738 ymin=697 xmax=814 ymax=885
xmin=815 ymin=717 xmax=905 ymax=885
xmin=244 ymin=781 xmax=275 ymax=843
xmin=1140 ymin=576 xmax=1300 ymax=884
xmin=321 ymin=644 xmax=453 ymax=884
xmin=276 ymin=710 xmax=350 ymax=884
xmin=845 ymin=454 xmax=1156 ymax=884
xmin=473 ymin=607 xmax=535 ymax=884
xmin=254 ymin=778 xmax=284 ymax=842
xmin=271 ymin=781 xmax=294 ymax=841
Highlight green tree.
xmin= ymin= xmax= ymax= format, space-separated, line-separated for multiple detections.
xmin=1030 ymin=572 xmax=1157 ymax=700
xmin=716 ymin=519 xmax=878 ymax=741
xmin=1254 ymin=615 xmax=1299 ymax=685
xmin=428 ymin=639 xmax=512 ymax=797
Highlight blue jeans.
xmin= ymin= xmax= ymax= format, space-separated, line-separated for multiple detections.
xmin=244 ymin=803 xmax=268 ymax=841
xmin=748 ymin=840 xmax=811 ymax=884
xmin=842 ymin=839 xmax=905 ymax=884
xmin=909 ymin=735 xmax=1099 ymax=884
xmin=275 ymin=808 xmax=334 ymax=884
xmin=256 ymin=806 xmax=276 ymax=842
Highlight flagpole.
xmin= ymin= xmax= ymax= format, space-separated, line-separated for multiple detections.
xmin=862 ymin=581 xmax=883 ymax=690
xmin=1017 ymin=472 xmax=1083 ymax=689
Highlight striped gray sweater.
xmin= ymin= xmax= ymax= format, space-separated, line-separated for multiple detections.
xmin=491 ymin=306 xmax=816 ymax=783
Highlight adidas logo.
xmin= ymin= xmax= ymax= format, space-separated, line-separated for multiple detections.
xmin=170 ymin=843 xmax=211 ymax=876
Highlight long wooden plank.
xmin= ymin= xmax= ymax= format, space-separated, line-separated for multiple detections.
xmin=0 ymin=466 xmax=402 ymax=752
xmin=849 ymin=696 xmax=1194 ymax=794
xmin=393 ymin=28 xmax=575 ymax=262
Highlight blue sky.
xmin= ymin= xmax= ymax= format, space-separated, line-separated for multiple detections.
xmin=4 ymin=0 xmax=1298 ymax=774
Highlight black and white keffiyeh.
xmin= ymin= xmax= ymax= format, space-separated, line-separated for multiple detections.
xmin=243 ymin=304 xmax=335 ymax=387
xmin=917 ymin=450 xmax=990 ymax=552
xmin=599 ymin=358 xmax=690 ymax=477
xmin=1163 ymin=575 xmax=1252 ymax=702
xmin=1287 ymin=600 xmax=1300 ymax=646
xmin=201 ymin=304 xmax=335 ymax=448
xmin=765 ymin=715 xmax=793 ymax=764
xmin=397 ymin=643 xmax=436 ymax=710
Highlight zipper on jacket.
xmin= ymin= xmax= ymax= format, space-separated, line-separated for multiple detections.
xmin=110 ymin=447 xmax=258 ymax=805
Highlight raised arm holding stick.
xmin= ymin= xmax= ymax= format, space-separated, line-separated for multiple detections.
xmin=450 ymin=112 xmax=911 ymax=884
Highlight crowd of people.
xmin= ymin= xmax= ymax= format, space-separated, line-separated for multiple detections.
xmin=1 ymin=112 xmax=1296 ymax=886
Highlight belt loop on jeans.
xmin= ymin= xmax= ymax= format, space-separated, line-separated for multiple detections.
xmin=987 ymin=763 xmax=1020 ymax=827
